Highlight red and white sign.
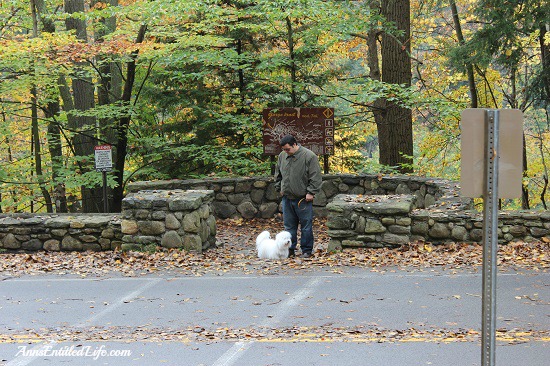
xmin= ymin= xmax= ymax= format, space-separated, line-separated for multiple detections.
xmin=94 ymin=144 xmax=113 ymax=172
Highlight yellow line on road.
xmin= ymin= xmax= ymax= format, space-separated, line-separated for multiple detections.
xmin=1 ymin=334 xmax=548 ymax=344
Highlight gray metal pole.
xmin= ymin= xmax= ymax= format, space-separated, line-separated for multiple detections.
xmin=482 ymin=109 xmax=499 ymax=366
xmin=102 ymin=171 xmax=109 ymax=213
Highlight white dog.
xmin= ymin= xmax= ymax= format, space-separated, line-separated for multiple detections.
xmin=256 ymin=230 xmax=292 ymax=259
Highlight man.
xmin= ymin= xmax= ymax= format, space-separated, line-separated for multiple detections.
xmin=274 ymin=135 xmax=322 ymax=258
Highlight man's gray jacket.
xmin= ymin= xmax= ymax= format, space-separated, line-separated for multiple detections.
xmin=274 ymin=145 xmax=322 ymax=200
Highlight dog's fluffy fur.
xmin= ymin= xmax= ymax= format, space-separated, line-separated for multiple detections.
xmin=256 ymin=230 xmax=292 ymax=259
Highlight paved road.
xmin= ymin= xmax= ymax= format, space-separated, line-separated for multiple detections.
xmin=0 ymin=267 xmax=548 ymax=366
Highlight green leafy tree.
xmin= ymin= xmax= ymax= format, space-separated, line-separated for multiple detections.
xmin=446 ymin=0 xmax=550 ymax=208
xmin=334 ymin=0 xmax=415 ymax=173
xmin=0 ymin=0 xmax=548 ymax=213
xmin=129 ymin=0 xmax=350 ymax=179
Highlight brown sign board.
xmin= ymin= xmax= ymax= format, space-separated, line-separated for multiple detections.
xmin=262 ymin=107 xmax=335 ymax=155
xmin=460 ymin=109 xmax=523 ymax=198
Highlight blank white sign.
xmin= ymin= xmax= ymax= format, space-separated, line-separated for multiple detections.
xmin=460 ymin=109 xmax=523 ymax=198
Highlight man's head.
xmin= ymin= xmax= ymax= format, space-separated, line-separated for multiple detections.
xmin=280 ymin=135 xmax=299 ymax=155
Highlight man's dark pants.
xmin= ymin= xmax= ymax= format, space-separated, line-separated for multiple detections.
xmin=282 ymin=196 xmax=314 ymax=254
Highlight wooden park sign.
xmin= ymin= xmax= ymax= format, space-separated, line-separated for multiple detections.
xmin=262 ymin=107 xmax=335 ymax=156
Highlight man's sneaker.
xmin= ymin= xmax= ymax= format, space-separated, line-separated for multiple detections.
xmin=302 ymin=252 xmax=312 ymax=258
xmin=288 ymin=249 xmax=295 ymax=258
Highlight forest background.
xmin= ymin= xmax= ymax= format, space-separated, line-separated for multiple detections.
xmin=0 ymin=0 xmax=548 ymax=213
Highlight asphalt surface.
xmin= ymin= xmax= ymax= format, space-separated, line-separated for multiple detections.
xmin=0 ymin=267 xmax=548 ymax=366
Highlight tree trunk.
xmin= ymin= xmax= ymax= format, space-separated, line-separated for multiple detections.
xmin=30 ymin=0 xmax=53 ymax=212
xmin=33 ymin=0 xmax=68 ymax=212
xmin=286 ymin=16 xmax=298 ymax=107
xmin=379 ymin=0 xmax=413 ymax=172
xmin=48 ymin=122 xmax=68 ymax=213
xmin=366 ymin=2 xmax=385 ymax=150
xmin=93 ymin=0 xmax=120 ymax=211
xmin=0 ymin=108 xmax=4 ymax=213
xmin=64 ymin=0 xmax=102 ymax=212
xmin=450 ymin=0 xmax=478 ymax=108
xmin=111 ymin=24 xmax=148 ymax=212
xmin=31 ymin=86 xmax=54 ymax=212
xmin=522 ymin=133 xmax=530 ymax=209
xmin=237 ymin=39 xmax=245 ymax=111
xmin=539 ymin=24 xmax=550 ymax=113
xmin=539 ymin=23 xmax=550 ymax=207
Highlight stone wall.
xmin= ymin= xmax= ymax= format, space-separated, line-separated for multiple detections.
xmin=0 ymin=214 xmax=122 ymax=251
xmin=127 ymin=174 xmax=550 ymax=246
xmin=126 ymin=174 xmax=467 ymax=219
xmin=327 ymin=195 xmax=417 ymax=249
xmin=411 ymin=205 xmax=550 ymax=245
xmin=121 ymin=189 xmax=216 ymax=252
xmin=1 ymin=175 xmax=548 ymax=252
xmin=327 ymin=193 xmax=550 ymax=250
xmin=0 ymin=190 xmax=216 ymax=253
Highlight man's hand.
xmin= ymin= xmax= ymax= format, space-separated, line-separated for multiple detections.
xmin=305 ymin=193 xmax=315 ymax=202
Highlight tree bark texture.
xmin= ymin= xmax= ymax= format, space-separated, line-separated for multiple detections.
xmin=379 ymin=0 xmax=413 ymax=172
xmin=31 ymin=86 xmax=54 ymax=212
xmin=286 ymin=16 xmax=298 ymax=107
xmin=450 ymin=0 xmax=478 ymax=108
xmin=33 ymin=0 xmax=68 ymax=212
xmin=366 ymin=18 xmax=384 ymax=151
xmin=64 ymin=0 xmax=102 ymax=212
xmin=111 ymin=24 xmax=148 ymax=212
xmin=93 ymin=0 xmax=120 ymax=212
xmin=539 ymin=24 xmax=550 ymax=111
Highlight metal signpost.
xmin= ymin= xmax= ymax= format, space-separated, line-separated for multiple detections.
xmin=94 ymin=144 xmax=113 ymax=213
xmin=481 ymin=110 xmax=499 ymax=366
xmin=460 ymin=109 xmax=523 ymax=366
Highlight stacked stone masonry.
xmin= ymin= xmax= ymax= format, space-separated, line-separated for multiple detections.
xmin=326 ymin=195 xmax=417 ymax=250
xmin=126 ymin=174 xmax=467 ymax=219
xmin=121 ymin=190 xmax=216 ymax=252
xmin=128 ymin=175 xmax=550 ymax=247
xmin=0 ymin=175 xmax=548 ymax=252
xmin=327 ymin=193 xmax=550 ymax=250
xmin=0 ymin=214 xmax=122 ymax=252
xmin=0 ymin=190 xmax=217 ymax=253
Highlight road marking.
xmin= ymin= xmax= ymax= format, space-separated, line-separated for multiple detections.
xmin=211 ymin=276 xmax=323 ymax=366
xmin=74 ymin=278 xmax=161 ymax=328
xmin=2 ymin=332 xmax=548 ymax=345
xmin=5 ymin=278 xmax=161 ymax=366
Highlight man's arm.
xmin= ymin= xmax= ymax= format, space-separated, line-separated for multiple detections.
xmin=306 ymin=154 xmax=322 ymax=197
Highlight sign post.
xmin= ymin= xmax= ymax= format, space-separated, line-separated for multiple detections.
xmin=460 ymin=109 xmax=523 ymax=366
xmin=94 ymin=145 xmax=113 ymax=213
xmin=481 ymin=110 xmax=499 ymax=366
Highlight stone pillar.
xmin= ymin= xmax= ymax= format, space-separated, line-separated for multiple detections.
xmin=326 ymin=194 xmax=416 ymax=251
xmin=121 ymin=190 xmax=216 ymax=252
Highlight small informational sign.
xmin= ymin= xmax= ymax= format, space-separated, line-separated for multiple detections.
xmin=94 ymin=144 xmax=113 ymax=172
xmin=262 ymin=107 xmax=335 ymax=155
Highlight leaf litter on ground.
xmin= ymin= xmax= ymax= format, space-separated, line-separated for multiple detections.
xmin=1 ymin=324 xmax=546 ymax=345
xmin=0 ymin=218 xmax=548 ymax=278
xmin=1 ymin=218 xmax=548 ymax=346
